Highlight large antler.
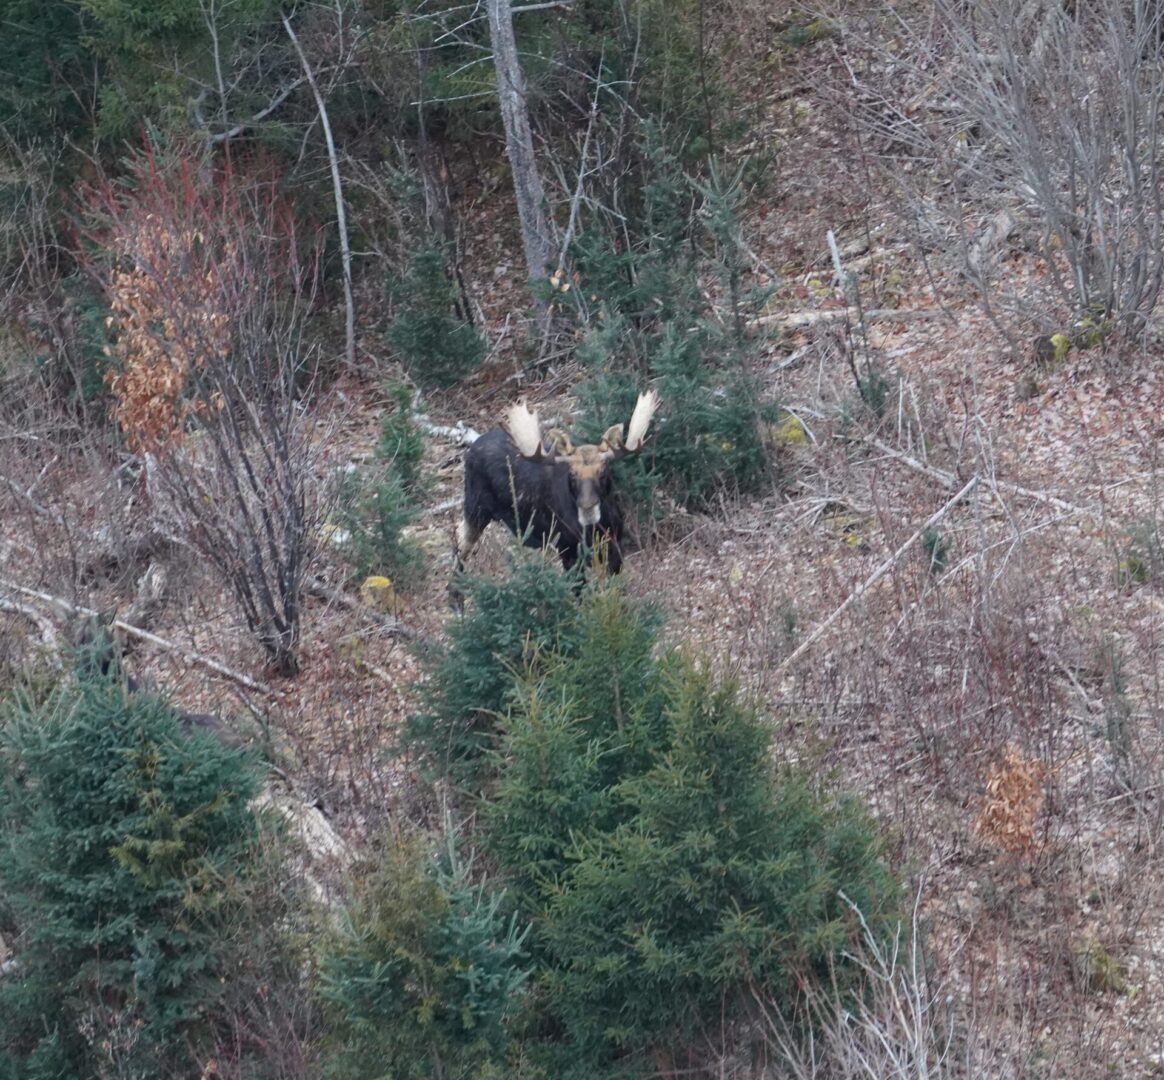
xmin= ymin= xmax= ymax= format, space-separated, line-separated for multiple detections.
xmin=503 ymin=399 xmax=555 ymax=460
xmin=600 ymin=389 xmax=660 ymax=460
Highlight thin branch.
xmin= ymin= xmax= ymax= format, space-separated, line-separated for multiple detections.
xmin=0 ymin=598 xmax=62 ymax=664
xmin=201 ymin=0 xmax=230 ymax=131
xmin=511 ymin=0 xmax=576 ymax=12
xmin=304 ymin=576 xmax=414 ymax=638
xmin=117 ymin=621 xmax=273 ymax=695
xmin=861 ymin=435 xmax=1099 ymax=519
xmin=205 ymin=77 xmax=309 ymax=144
xmin=408 ymin=89 xmax=496 ymax=107
xmin=0 ymin=577 xmax=273 ymax=696
xmin=557 ymin=46 xmax=604 ymax=274
xmin=775 ymin=476 xmax=980 ymax=675
xmin=0 ymin=471 xmax=66 ymax=527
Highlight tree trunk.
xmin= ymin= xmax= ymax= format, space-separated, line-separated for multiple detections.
xmin=283 ymin=13 xmax=356 ymax=370
xmin=488 ymin=0 xmax=552 ymax=286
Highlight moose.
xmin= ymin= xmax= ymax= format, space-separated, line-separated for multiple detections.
xmin=452 ymin=389 xmax=660 ymax=588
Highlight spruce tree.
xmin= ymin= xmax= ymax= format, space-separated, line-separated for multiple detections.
xmin=0 ymin=672 xmax=264 ymax=1076
xmin=486 ymin=586 xmax=898 ymax=1073
xmin=317 ymin=831 xmax=528 ymax=1080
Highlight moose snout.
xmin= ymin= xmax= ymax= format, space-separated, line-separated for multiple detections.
xmin=575 ymin=502 xmax=600 ymax=528
xmin=577 ymin=494 xmax=602 ymax=527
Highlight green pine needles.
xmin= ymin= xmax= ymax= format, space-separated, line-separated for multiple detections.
xmin=388 ymin=241 xmax=485 ymax=389
xmin=0 ymin=671 xmax=265 ymax=1077
xmin=564 ymin=134 xmax=778 ymax=526
xmin=405 ymin=553 xmax=587 ymax=789
xmin=484 ymin=585 xmax=897 ymax=1073
xmin=335 ymin=382 xmax=428 ymax=590
xmin=317 ymin=829 xmax=529 ymax=1080
xmin=399 ymin=559 xmax=900 ymax=1075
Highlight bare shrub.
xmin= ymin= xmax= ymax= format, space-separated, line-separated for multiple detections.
xmin=80 ymin=143 xmax=328 ymax=675
xmin=755 ymin=891 xmax=1022 ymax=1078
xmin=0 ymin=141 xmax=110 ymax=422
xmin=837 ymin=0 xmax=1164 ymax=344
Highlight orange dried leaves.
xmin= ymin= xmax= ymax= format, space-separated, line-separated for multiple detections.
xmin=975 ymin=745 xmax=1045 ymax=855
xmin=104 ymin=219 xmax=232 ymax=454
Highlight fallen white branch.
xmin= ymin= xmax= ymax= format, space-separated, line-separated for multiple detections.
xmin=748 ymin=306 xmax=944 ymax=334
xmin=862 ymin=436 xmax=958 ymax=489
xmin=423 ymin=496 xmax=463 ymax=518
xmin=116 ymin=620 xmax=272 ymax=695
xmin=768 ymin=343 xmax=815 ymax=372
xmin=0 ymin=577 xmax=272 ymax=696
xmin=744 ymin=304 xmax=945 ymax=335
xmin=862 ymin=436 xmax=1098 ymax=519
xmin=775 ymin=476 xmax=979 ymax=675
xmin=0 ymin=597 xmax=62 ymax=664
xmin=412 ymin=414 xmax=481 ymax=445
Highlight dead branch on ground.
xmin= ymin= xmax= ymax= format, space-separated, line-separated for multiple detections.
xmin=0 ymin=577 xmax=272 ymax=695
xmin=304 ymin=576 xmax=415 ymax=639
xmin=0 ymin=598 xmax=63 ymax=664
xmin=775 ymin=476 xmax=979 ymax=675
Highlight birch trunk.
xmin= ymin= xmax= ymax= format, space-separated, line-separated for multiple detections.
xmin=487 ymin=0 xmax=553 ymax=285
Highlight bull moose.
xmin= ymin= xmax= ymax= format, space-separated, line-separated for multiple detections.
xmin=452 ymin=389 xmax=660 ymax=589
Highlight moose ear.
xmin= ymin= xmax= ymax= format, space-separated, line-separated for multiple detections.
xmin=548 ymin=428 xmax=575 ymax=455
xmin=598 ymin=424 xmax=625 ymax=456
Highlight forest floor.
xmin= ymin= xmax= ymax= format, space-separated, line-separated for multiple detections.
xmin=4 ymin=4 xmax=1164 ymax=1076
xmin=406 ymin=13 xmax=1164 ymax=1073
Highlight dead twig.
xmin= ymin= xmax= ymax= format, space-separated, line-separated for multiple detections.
xmin=862 ymin=435 xmax=1099 ymax=519
xmin=0 ymin=577 xmax=272 ymax=696
xmin=304 ymin=576 xmax=414 ymax=639
xmin=0 ymin=472 xmax=66 ymax=527
xmin=775 ymin=476 xmax=979 ymax=675
xmin=0 ymin=597 xmax=63 ymax=665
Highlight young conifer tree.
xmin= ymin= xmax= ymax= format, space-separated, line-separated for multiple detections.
xmin=0 ymin=670 xmax=266 ymax=1076
xmin=486 ymin=586 xmax=897 ymax=1073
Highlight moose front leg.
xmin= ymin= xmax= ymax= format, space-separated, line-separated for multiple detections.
xmin=449 ymin=516 xmax=485 ymax=612
xmin=454 ymin=516 xmax=485 ymax=568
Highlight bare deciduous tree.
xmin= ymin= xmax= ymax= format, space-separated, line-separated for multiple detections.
xmin=81 ymin=144 xmax=329 ymax=676
xmin=842 ymin=0 xmax=1164 ymax=345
